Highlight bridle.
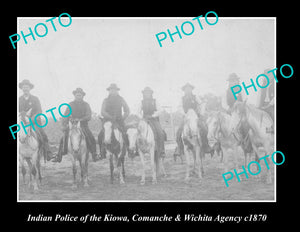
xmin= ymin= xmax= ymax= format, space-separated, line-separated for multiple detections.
xmin=19 ymin=114 xmax=34 ymax=144
xmin=69 ymin=121 xmax=84 ymax=152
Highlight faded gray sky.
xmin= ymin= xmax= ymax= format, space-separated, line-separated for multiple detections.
xmin=18 ymin=17 xmax=275 ymax=115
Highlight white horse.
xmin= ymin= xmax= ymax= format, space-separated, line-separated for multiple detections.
xmin=127 ymin=119 xmax=166 ymax=185
xmin=103 ymin=121 xmax=125 ymax=184
xmin=229 ymin=101 xmax=274 ymax=183
xmin=181 ymin=109 xmax=203 ymax=182
xmin=68 ymin=119 xmax=89 ymax=189
xmin=19 ymin=109 xmax=41 ymax=191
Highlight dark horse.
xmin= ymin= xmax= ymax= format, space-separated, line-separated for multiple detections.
xmin=101 ymin=121 xmax=126 ymax=184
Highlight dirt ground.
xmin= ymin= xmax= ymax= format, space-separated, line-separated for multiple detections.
xmin=18 ymin=142 xmax=275 ymax=201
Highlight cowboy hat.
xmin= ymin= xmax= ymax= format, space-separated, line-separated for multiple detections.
xmin=142 ymin=86 xmax=153 ymax=94
xmin=19 ymin=79 xmax=34 ymax=89
xmin=181 ymin=83 xmax=194 ymax=91
xmin=227 ymin=73 xmax=240 ymax=81
xmin=72 ymin=87 xmax=86 ymax=96
xmin=106 ymin=83 xmax=120 ymax=91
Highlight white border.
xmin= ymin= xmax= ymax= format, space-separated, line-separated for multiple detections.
xmin=17 ymin=17 xmax=277 ymax=203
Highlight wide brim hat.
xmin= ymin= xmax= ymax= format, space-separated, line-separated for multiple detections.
xmin=181 ymin=83 xmax=194 ymax=91
xmin=72 ymin=87 xmax=86 ymax=96
xmin=142 ymin=86 xmax=153 ymax=94
xmin=19 ymin=79 xmax=34 ymax=89
xmin=107 ymin=83 xmax=120 ymax=91
xmin=227 ymin=73 xmax=240 ymax=81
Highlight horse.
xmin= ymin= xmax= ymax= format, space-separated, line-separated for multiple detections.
xmin=19 ymin=109 xmax=42 ymax=191
xmin=207 ymin=108 xmax=261 ymax=173
xmin=181 ymin=109 xmax=204 ymax=182
xmin=173 ymin=98 xmax=208 ymax=163
xmin=127 ymin=119 xmax=166 ymax=185
xmin=206 ymin=111 xmax=226 ymax=162
xmin=103 ymin=121 xmax=125 ymax=184
xmin=229 ymin=101 xmax=274 ymax=183
xmin=68 ymin=118 xmax=89 ymax=189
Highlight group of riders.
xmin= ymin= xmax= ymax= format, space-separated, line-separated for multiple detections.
xmin=18 ymin=69 xmax=274 ymax=164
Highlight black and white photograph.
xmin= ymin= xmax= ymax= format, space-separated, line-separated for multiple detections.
xmin=4 ymin=3 xmax=298 ymax=227
xmin=17 ymin=17 xmax=276 ymax=201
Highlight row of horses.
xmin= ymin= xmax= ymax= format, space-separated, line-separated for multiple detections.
xmin=19 ymin=101 xmax=274 ymax=191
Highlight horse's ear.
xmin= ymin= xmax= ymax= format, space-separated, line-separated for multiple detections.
xmin=76 ymin=120 xmax=80 ymax=127
xmin=69 ymin=120 xmax=72 ymax=129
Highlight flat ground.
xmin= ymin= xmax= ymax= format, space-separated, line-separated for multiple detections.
xmin=18 ymin=142 xmax=275 ymax=201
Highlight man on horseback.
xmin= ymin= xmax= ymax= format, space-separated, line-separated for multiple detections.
xmin=226 ymin=73 xmax=252 ymax=150
xmin=52 ymin=88 xmax=99 ymax=162
xmin=98 ymin=83 xmax=130 ymax=159
xmin=176 ymin=83 xmax=212 ymax=156
xmin=138 ymin=87 xmax=166 ymax=158
xmin=19 ymin=79 xmax=53 ymax=161
xmin=257 ymin=69 xmax=274 ymax=128
xmin=226 ymin=73 xmax=243 ymax=112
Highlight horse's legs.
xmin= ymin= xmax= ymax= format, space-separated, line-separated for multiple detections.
xmin=84 ymin=152 xmax=89 ymax=187
xmin=150 ymin=148 xmax=157 ymax=184
xmin=139 ymin=151 xmax=146 ymax=185
xmin=243 ymin=149 xmax=248 ymax=168
xmin=20 ymin=157 xmax=26 ymax=184
xmin=265 ymin=154 xmax=272 ymax=184
xmin=79 ymin=158 xmax=84 ymax=183
xmin=184 ymin=146 xmax=191 ymax=183
xmin=220 ymin=147 xmax=224 ymax=163
xmin=195 ymin=145 xmax=203 ymax=179
xmin=159 ymin=157 xmax=167 ymax=177
xmin=25 ymin=158 xmax=33 ymax=188
xmin=109 ymin=153 xmax=114 ymax=184
xmin=117 ymin=154 xmax=125 ymax=185
xmin=192 ymin=150 xmax=196 ymax=174
xmin=70 ymin=155 xmax=77 ymax=189
xmin=36 ymin=153 xmax=42 ymax=184
xmin=31 ymin=151 xmax=39 ymax=191
xmin=122 ymin=158 xmax=125 ymax=179
xmin=200 ymin=151 xmax=204 ymax=176
xmin=81 ymin=152 xmax=89 ymax=187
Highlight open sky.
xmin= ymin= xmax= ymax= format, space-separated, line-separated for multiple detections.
xmin=18 ymin=17 xmax=275 ymax=115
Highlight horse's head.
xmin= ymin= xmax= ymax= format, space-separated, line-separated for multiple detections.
xmin=229 ymin=101 xmax=247 ymax=133
xmin=18 ymin=109 xmax=32 ymax=143
xmin=103 ymin=121 xmax=113 ymax=144
xmin=126 ymin=127 xmax=138 ymax=155
xmin=184 ymin=109 xmax=199 ymax=137
xmin=69 ymin=119 xmax=83 ymax=153
xmin=206 ymin=112 xmax=221 ymax=147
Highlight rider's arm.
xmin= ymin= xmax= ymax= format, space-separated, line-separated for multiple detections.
xmin=61 ymin=102 xmax=72 ymax=131
xmin=80 ymin=103 xmax=92 ymax=122
xmin=121 ymin=97 xmax=130 ymax=120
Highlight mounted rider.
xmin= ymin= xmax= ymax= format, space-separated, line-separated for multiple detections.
xmin=226 ymin=73 xmax=243 ymax=112
xmin=226 ymin=73 xmax=252 ymax=149
xmin=258 ymin=69 xmax=275 ymax=120
xmin=137 ymin=87 xmax=166 ymax=158
xmin=176 ymin=83 xmax=212 ymax=155
xmin=256 ymin=69 xmax=274 ymax=133
xmin=19 ymin=79 xmax=53 ymax=161
xmin=52 ymin=88 xmax=99 ymax=162
xmin=98 ymin=83 xmax=130 ymax=159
